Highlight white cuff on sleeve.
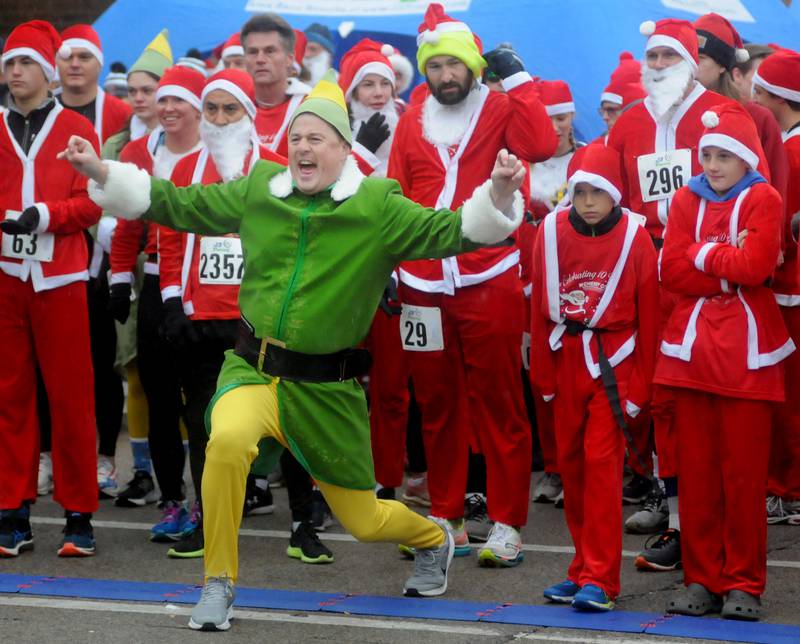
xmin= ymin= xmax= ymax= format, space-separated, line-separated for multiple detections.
xmin=461 ymin=179 xmax=523 ymax=244
xmin=693 ymin=242 xmax=717 ymax=272
xmin=161 ymin=285 xmax=182 ymax=301
xmin=88 ymin=161 xmax=152 ymax=220
xmin=110 ymin=271 xmax=135 ymax=285
xmin=33 ymin=202 xmax=50 ymax=233
xmin=502 ymin=71 xmax=533 ymax=92
xmin=352 ymin=143 xmax=380 ymax=173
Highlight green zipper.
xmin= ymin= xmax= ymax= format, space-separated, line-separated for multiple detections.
xmin=274 ymin=197 xmax=319 ymax=341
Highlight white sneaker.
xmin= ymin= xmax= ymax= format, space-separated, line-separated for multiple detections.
xmin=97 ymin=455 xmax=118 ymax=497
xmin=189 ymin=576 xmax=235 ymax=631
xmin=532 ymin=472 xmax=562 ymax=503
xmin=477 ymin=522 xmax=524 ymax=567
xmin=37 ymin=452 xmax=53 ymax=496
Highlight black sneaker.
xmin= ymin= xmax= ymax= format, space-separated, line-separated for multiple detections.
xmin=376 ymin=487 xmax=396 ymax=500
xmin=623 ymin=473 xmax=653 ymax=505
xmin=115 ymin=470 xmax=158 ymax=507
xmin=464 ymin=493 xmax=493 ymax=542
xmin=58 ymin=512 xmax=95 ymax=557
xmin=167 ymin=526 xmax=204 ymax=559
xmin=0 ymin=503 xmax=34 ymax=557
xmin=243 ymin=475 xmax=275 ymax=517
xmin=635 ymin=528 xmax=681 ymax=571
xmin=286 ymin=521 xmax=334 ymax=564
xmin=311 ymin=489 xmax=333 ymax=532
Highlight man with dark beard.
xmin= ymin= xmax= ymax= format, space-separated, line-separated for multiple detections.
xmin=387 ymin=3 xmax=556 ymax=566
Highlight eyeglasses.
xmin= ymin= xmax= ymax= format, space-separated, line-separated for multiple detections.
xmin=597 ymin=106 xmax=622 ymax=117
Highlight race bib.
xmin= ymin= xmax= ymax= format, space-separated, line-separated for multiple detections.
xmin=1 ymin=211 xmax=54 ymax=262
xmin=400 ymin=304 xmax=444 ymax=352
xmin=198 ymin=236 xmax=244 ymax=285
xmin=637 ymin=149 xmax=691 ymax=203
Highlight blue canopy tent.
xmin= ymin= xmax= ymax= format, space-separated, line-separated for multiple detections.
xmin=93 ymin=0 xmax=800 ymax=139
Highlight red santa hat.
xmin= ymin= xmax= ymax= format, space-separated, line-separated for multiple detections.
xmin=698 ymin=103 xmax=761 ymax=170
xmin=600 ymin=52 xmax=646 ymax=109
xmin=693 ymin=13 xmax=749 ymax=71
xmin=221 ymin=33 xmax=243 ymax=61
xmin=61 ymin=24 xmax=104 ymax=66
xmin=639 ymin=18 xmax=699 ymax=74
xmin=202 ymin=68 xmax=256 ymax=120
xmin=1 ymin=20 xmax=69 ymax=82
xmin=338 ymin=39 xmax=396 ymax=102
xmin=567 ymin=143 xmax=623 ymax=205
xmin=537 ymin=80 xmax=575 ymax=116
xmin=293 ymin=29 xmax=307 ymax=74
xmin=156 ymin=66 xmax=204 ymax=111
xmin=752 ymin=49 xmax=800 ymax=104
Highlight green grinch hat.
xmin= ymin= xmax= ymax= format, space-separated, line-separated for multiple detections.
xmin=129 ymin=29 xmax=172 ymax=79
xmin=290 ymin=69 xmax=352 ymax=144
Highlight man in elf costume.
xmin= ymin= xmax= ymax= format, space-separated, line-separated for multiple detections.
xmin=61 ymin=70 xmax=527 ymax=632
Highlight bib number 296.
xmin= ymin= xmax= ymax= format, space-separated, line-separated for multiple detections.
xmin=399 ymin=304 xmax=444 ymax=352
xmin=637 ymin=149 xmax=691 ymax=203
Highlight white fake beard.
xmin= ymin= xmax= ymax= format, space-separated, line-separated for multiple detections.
xmin=422 ymin=84 xmax=483 ymax=147
xmin=304 ymin=51 xmax=332 ymax=86
xmin=351 ymin=100 xmax=399 ymax=175
xmin=642 ymin=59 xmax=695 ymax=120
xmin=200 ymin=117 xmax=254 ymax=182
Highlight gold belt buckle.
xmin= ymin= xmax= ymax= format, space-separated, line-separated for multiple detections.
xmin=257 ymin=336 xmax=286 ymax=373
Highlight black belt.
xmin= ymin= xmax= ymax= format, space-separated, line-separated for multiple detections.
xmin=234 ymin=321 xmax=372 ymax=383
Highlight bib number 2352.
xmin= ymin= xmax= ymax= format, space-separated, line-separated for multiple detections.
xmin=199 ymin=236 xmax=243 ymax=285
xmin=637 ymin=149 xmax=691 ymax=203
xmin=400 ymin=304 xmax=444 ymax=352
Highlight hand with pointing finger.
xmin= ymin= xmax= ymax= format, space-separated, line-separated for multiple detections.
xmin=58 ymin=135 xmax=108 ymax=185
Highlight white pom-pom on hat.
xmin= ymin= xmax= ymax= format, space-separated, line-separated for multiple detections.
xmin=58 ymin=43 xmax=72 ymax=59
xmin=702 ymin=110 xmax=720 ymax=128
xmin=380 ymin=43 xmax=394 ymax=57
xmin=735 ymin=48 xmax=750 ymax=63
xmin=421 ymin=31 xmax=440 ymax=45
xmin=640 ymin=20 xmax=656 ymax=36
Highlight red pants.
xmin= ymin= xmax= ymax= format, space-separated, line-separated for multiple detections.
xmin=554 ymin=340 xmax=629 ymax=599
xmin=533 ymin=391 xmax=558 ymax=472
xmin=367 ymin=309 xmax=410 ymax=488
xmin=0 ymin=275 xmax=97 ymax=512
xmin=673 ymin=388 xmax=771 ymax=596
xmin=400 ymin=269 xmax=532 ymax=525
xmin=769 ymin=306 xmax=800 ymax=500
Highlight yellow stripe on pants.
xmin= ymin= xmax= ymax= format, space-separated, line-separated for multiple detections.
xmin=204 ymin=382 xmax=445 ymax=583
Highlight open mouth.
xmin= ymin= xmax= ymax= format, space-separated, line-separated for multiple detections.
xmin=297 ymin=160 xmax=317 ymax=179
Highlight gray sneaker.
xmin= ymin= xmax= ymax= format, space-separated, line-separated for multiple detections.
xmin=188 ymin=577 xmax=235 ymax=631
xmin=464 ymin=493 xmax=493 ymax=542
xmin=625 ymin=488 xmax=668 ymax=534
xmin=766 ymin=496 xmax=800 ymax=525
xmin=403 ymin=529 xmax=454 ymax=597
xmin=532 ymin=472 xmax=562 ymax=503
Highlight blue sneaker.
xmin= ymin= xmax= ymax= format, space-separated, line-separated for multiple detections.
xmin=544 ymin=580 xmax=580 ymax=604
xmin=151 ymin=501 xmax=188 ymax=542
xmin=572 ymin=583 xmax=615 ymax=612
xmin=181 ymin=501 xmax=201 ymax=537
xmin=58 ymin=512 xmax=95 ymax=557
xmin=0 ymin=504 xmax=34 ymax=557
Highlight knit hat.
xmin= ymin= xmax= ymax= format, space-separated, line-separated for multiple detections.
xmin=221 ymin=33 xmax=243 ymax=61
xmin=1 ymin=20 xmax=69 ymax=82
xmin=291 ymin=69 xmax=352 ymax=144
xmin=567 ymin=143 xmax=623 ymax=205
xmin=104 ymin=61 xmax=127 ymax=91
xmin=129 ymin=29 xmax=173 ymax=80
xmin=305 ymin=23 xmax=334 ymax=54
xmin=752 ymin=49 xmax=800 ymax=103
xmin=156 ymin=66 xmax=204 ymax=111
xmin=389 ymin=49 xmax=414 ymax=94
xmin=202 ymin=68 xmax=256 ymax=120
xmin=699 ymin=102 xmax=762 ymax=170
xmin=61 ymin=24 xmax=103 ymax=66
xmin=416 ymin=3 xmax=486 ymax=80
xmin=600 ymin=52 xmax=646 ymax=108
xmin=293 ymin=29 xmax=307 ymax=74
xmin=338 ymin=39 xmax=396 ymax=102
xmin=177 ymin=49 xmax=207 ymax=77
xmin=537 ymin=80 xmax=575 ymax=116
xmin=640 ymin=18 xmax=699 ymax=74
xmin=694 ymin=13 xmax=749 ymax=72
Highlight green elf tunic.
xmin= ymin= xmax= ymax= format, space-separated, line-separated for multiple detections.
xmin=91 ymin=155 xmax=522 ymax=490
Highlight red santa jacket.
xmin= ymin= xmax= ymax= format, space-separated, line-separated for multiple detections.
xmin=655 ymin=181 xmax=793 ymax=402
xmin=254 ymin=93 xmax=305 ymax=158
xmin=388 ymin=76 xmax=556 ymax=294
xmin=95 ymin=87 xmax=132 ymax=145
xmin=530 ymin=208 xmax=659 ymax=412
xmin=773 ymin=130 xmax=800 ymax=305
xmin=158 ymin=144 xmax=286 ymax=320
xmin=0 ymin=103 xmax=101 ymax=291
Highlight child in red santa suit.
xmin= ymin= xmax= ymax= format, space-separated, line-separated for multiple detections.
xmin=657 ymin=103 xmax=792 ymax=621
xmin=531 ymin=143 xmax=659 ymax=611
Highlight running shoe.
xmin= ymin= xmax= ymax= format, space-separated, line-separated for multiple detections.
xmin=58 ymin=512 xmax=95 ymax=557
xmin=635 ymin=528 xmax=681 ymax=571
xmin=464 ymin=493 xmax=493 ymax=542
xmin=402 ymin=474 xmax=431 ymax=507
xmin=189 ymin=576 xmax=235 ymax=631
xmin=287 ymin=521 xmax=334 ymax=564
xmin=544 ymin=579 xmax=580 ymax=604
xmin=0 ymin=503 xmax=33 ymax=557
xmin=311 ymin=489 xmax=333 ymax=531
xmin=243 ymin=475 xmax=275 ymax=517
xmin=625 ymin=488 xmax=668 ymax=534
xmin=403 ymin=531 xmax=454 ymax=597
xmin=478 ymin=522 xmax=524 ymax=567
xmin=115 ymin=470 xmax=158 ymax=507
xmin=532 ymin=472 xmax=562 ymax=503
xmin=572 ymin=584 xmax=615 ymax=611
xmin=151 ymin=500 xmax=188 ymax=542
xmin=430 ymin=516 xmax=471 ymax=557
xmin=167 ymin=527 xmax=204 ymax=559
xmin=622 ymin=473 xmax=653 ymax=505
xmin=97 ymin=455 xmax=118 ymax=498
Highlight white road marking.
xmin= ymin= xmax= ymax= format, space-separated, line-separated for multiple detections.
xmin=514 ymin=631 xmax=689 ymax=643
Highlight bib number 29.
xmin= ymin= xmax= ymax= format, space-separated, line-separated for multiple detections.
xmin=399 ymin=304 xmax=444 ymax=352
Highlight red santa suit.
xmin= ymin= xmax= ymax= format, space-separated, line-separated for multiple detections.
xmin=254 ymin=83 xmax=308 ymax=157
xmin=0 ymin=102 xmax=101 ymax=512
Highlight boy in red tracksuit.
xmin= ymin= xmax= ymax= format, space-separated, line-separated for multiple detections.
xmin=532 ymin=144 xmax=659 ymax=611
xmin=658 ymin=103 xmax=791 ymax=620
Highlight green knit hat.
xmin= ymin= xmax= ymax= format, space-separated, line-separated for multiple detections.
xmin=290 ymin=70 xmax=352 ymax=144
xmin=128 ymin=29 xmax=172 ymax=79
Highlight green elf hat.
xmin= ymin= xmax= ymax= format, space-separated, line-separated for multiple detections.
xmin=128 ymin=29 xmax=173 ymax=80
xmin=416 ymin=3 xmax=486 ymax=79
xmin=290 ymin=69 xmax=352 ymax=144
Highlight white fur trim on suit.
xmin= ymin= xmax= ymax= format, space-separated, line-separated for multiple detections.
xmin=460 ymin=179 xmax=523 ymax=244
xmin=268 ymin=155 xmax=365 ymax=202
xmin=699 ymin=132 xmax=759 ymax=170
xmin=88 ymin=161 xmax=152 ymax=220
xmin=32 ymin=202 xmax=50 ymax=233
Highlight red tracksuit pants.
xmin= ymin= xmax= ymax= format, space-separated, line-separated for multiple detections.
xmin=673 ymin=388 xmax=771 ymax=596
xmin=769 ymin=306 xmax=800 ymax=500
xmin=0 ymin=274 xmax=97 ymax=512
xmin=399 ymin=269 xmax=532 ymax=525
xmin=553 ymin=339 xmax=629 ymax=599
xmin=367 ymin=309 xmax=411 ymax=488
xmin=533 ymin=389 xmax=558 ymax=472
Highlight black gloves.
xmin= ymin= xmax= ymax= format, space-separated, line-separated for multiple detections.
xmin=379 ymin=276 xmax=402 ymax=316
xmin=355 ymin=112 xmax=391 ymax=154
xmin=161 ymin=296 xmax=198 ymax=348
xmin=108 ymin=283 xmax=132 ymax=324
xmin=483 ymin=47 xmax=525 ymax=81
xmin=0 ymin=206 xmax=40 ymax=234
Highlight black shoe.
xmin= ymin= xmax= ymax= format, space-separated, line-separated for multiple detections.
xmin=635 ymin=528 xmax=681 ymax=571
xmin=376 ymin=487 xmax=396 ymax=500
xmin=464 ymin=493 xmax=493 ymax=542
xmin=243 ymin=475 xmax=275 ymax=517
xmin=622 ymin=473 xmax=653 ymax=505
xmin=58 ymin=512 xmax=95 ymax=557
xmin=311 ymin=489 xmax=333 ymax=531
xmin=287 ymin=521 xmax=334 ymax=564
xmin=167 ymin=526 xmax=204 ymax=559
xmin=115 ymin=470 xmax=158 ymax=507
xmin=0 ymin=502 xmax=34 ymax=557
